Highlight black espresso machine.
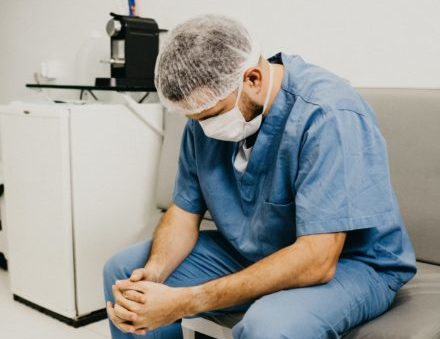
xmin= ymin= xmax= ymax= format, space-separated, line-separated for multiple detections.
xmin=96 ymin=12 xmax=167 ymax=88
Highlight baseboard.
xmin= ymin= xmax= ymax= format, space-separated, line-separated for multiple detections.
xmin=13 ymin=294 xmax=107 ymax=327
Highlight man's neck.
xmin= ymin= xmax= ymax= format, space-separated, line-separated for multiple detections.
xmin=263 ymin=63 xmax=285 ymax=117
xmin=244 ymin=63 xmax=284 ymax=148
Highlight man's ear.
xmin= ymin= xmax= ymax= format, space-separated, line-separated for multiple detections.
xmin=244 ymin=67 xmax=263 ymax=93
xmin=245 ymin=67 xmax=263 ymax=86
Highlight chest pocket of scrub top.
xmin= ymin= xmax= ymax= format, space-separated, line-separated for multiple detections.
xmin=259 ymin=200 xmax=297 ymax=254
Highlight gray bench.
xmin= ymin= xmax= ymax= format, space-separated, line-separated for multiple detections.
xmin=154 ymin=88 xmax=440 ymax=339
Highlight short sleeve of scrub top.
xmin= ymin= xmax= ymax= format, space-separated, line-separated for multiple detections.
xmin=294 ymin=108 xmax=395 ymax=236
xmin=172 ymin=120 xmax=207 ymax=215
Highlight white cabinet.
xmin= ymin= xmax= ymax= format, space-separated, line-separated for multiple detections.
xmin=0 ymin=102 xmax=163 ymax=325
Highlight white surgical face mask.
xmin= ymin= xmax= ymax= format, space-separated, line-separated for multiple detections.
xmin=199 ymin=63 xmax=274 ymax=142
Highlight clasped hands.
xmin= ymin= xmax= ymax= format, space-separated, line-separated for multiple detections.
xmin=106 ymin=268 xmax=191 ymax=335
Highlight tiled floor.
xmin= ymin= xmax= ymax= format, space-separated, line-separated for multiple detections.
xmin=0 ymin=267 xmax=111 ymax=338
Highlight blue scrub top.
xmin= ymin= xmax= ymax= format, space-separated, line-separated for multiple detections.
xmin=172 ymin=52 xmax=416 ymax=291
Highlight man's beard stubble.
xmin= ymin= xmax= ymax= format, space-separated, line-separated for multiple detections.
xmin=241 ymin=91 xmax=264 ymax=122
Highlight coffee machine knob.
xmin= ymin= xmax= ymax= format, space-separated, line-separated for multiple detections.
xmin=106 ymin=19 xmax=122 ymax=37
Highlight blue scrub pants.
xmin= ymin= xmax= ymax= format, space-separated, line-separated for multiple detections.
xmin=103 ymin=230 xmax=396 ymax=339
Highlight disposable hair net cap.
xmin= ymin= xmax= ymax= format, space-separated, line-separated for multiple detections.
xmin=154 ymin=15 xmax=261 ymax=115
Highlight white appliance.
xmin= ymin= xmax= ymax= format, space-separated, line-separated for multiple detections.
xmin=0 ymin=101 xmax=163 ymax=326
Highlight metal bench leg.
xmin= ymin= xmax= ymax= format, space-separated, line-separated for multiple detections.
xmin=182 ymin=324 xmax=196 ymax=339
xmin=181 ymin=317 xmax=233 ymax=339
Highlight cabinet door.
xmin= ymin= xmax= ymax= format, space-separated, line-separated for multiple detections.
xmin=0 ymin=104 xmax=76 ymax=318
xmin=70 ymin=104 xmax=163 ymax=315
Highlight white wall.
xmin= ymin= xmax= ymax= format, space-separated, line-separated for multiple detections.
xmin=0 ymin=0 xmax=439 ymax=105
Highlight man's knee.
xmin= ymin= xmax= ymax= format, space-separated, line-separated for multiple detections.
xmin=102 ymin=239 xmax=153 ymax=284
xmin=233 ymin=297 xmax=334 ymax=339
xmin=102 ymin=251 xmax=129 ymax=284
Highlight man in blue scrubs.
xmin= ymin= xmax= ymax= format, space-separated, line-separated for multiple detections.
xmin=103 ymin=15 xmax=416 ymax=338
